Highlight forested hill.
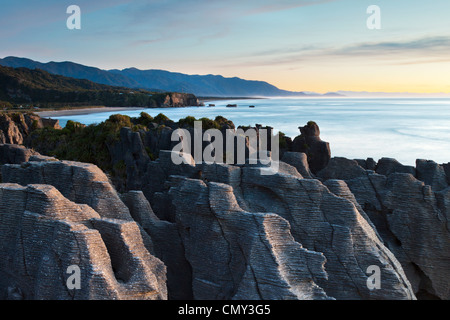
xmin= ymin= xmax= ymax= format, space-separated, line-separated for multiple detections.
xmin=0 ymin=56 xmax=332 ymax=97
xmin=0 ymin=65 xmax=200 ymax=109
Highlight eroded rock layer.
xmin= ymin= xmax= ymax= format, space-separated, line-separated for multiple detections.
xmin=1 ymin=139 xmax=449 ymax=300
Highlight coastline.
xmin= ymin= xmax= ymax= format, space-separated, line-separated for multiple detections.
xmin=198 ymin=96 xmax=266 ymax=102
xmin=36 ymin=106 xmax=146 ymax=118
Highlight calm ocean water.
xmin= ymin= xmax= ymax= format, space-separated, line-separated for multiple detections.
xmin=51 ymin=98 xmax=450 ymax=166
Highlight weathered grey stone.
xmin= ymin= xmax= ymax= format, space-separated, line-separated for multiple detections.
xmin=323 ymin=179 xmax=380 ymax=239
xmin=375 ymin=174 xmax=450 ymax=299
xmin=1 ymin=158 xmax=159 ymax=258
xmin=317 ymin=157 xmax=367 ymax=181
xmin=442 ymin=163 xmax=450 ymax=185
xmin=170 ymin=178 xmax=331 ymax=300
xmin=141 ymin=150 xmax=200 ymax=215
xmin=1 ymin=160 xmax=133 ymax=221
xmin=2 ymin=140 xmax=444 ymax=301
xmin=281 ymin=152 xmax=314 ymax=179
xmin=0 ymin=144 xmax=39 ymax=165
xmin=108 ymin=127 xmax=151 ymax=192
xmin=153 ymin=156 xmax=415 ymax=300
xmin=337 ymin=170 xmax=450 ymax=299
xmin=238 ymin=166 xmax=415 ymax=300
xmin=291 ymin=122 xmax=331 ymax=174
xmin=40 ymin=118 xmax=62 ymax=130
xmin=0 ymin=183 xmax=167 ymax=300
xmin=0 ymin=114 xmax=62 ymax=147
xmin=0 ymin=115 xmax=23 ymax=145
xmin=376 ymin=158 xmax=416 ymax=177
xmin=416 ymin=159 xmax=448 ymax=192
xmin=121 ymin=190 xmax=193 ymax=300
xmin=355 ymin=158 xmax=377 ymax=171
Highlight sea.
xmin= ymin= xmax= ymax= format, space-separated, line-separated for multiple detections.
xmin=50 ymin=97 xmax=450 ymax=166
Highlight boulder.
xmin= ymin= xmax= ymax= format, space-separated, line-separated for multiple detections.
xmin=376 ymin=158 xmax=416 ymax=177
xmin=291 ymin=122 xmax=331 ymax=174
xmin=1 ymin=159 xmax=133 ymax=221
xmin=0 ymin=144 xmax=39 ymax=165
xmin=281 ymin=152 xmax=314 ymax=179
xmin=317 ymin=157 xmax=367 ymax=181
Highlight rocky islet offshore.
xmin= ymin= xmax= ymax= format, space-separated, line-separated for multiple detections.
xmin=0 ymin=113 xmax=448 ymax=300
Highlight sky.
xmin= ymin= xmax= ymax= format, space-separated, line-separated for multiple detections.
xmin=1 ymin=0 xmax=450 ymax=93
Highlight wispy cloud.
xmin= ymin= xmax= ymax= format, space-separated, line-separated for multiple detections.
xmin=122 ymin=0 xmax=338 ymax=47
xmin=245 ymin=0 xmax=338 ymax=15
xmin=221 ymin=35 xmax=450 ymax=68
xmin=334 ymin=36 xmax=450 ymax=56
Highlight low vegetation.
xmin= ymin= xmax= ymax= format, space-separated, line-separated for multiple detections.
xmin=26 ymin=113 xmax=237 ymax=176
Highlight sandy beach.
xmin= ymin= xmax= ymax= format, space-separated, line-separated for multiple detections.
xmin=36 ymin=107 xmax=145 ymax=118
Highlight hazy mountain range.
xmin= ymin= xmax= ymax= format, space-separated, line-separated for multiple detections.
xmin=2 ymin=57 xmax=447 ymax=98
xmin=0 ymin=56 xmax=341 ymax=98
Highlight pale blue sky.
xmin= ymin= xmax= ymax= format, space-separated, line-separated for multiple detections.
xmin=1 ymin=0 xmax=450 ymax=92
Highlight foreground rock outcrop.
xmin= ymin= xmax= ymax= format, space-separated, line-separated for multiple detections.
xmin=152 ymin=158 xmax=415 ymax=300
xmin=0 ymin=116 xmax=448 ymax=300
xmin=0 ymin=183 xmax=167 ymax=300
xmin=317 ymin=157 xmax=450 ymax=299
xmin=170 ymin=178 xmax=331 ymax=300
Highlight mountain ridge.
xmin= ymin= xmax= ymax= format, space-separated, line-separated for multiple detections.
xmin=0 ymin=64 xmax=200 ymax=108
xmin=0 ymin=56 xmax=332 ymax=98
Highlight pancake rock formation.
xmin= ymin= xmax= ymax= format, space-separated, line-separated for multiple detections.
xmin=0 ymin=118 xmax=447 ymax=301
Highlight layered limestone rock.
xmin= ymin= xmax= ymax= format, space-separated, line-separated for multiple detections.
xmin=162 ymin=93 xmax=201 ymax=108
xmin=109 ymin=127 xmax=152 ymax=192
xmin=0 ymin=183 xmax=167 ymax=300
xmin=1 ymin=157 xmax=157 ymax=259
xmin=121 ymin=190 xmax=193 ymax=300
xmin=235 ymin=165 xmax=414 ymax=300
xmin=0 ymin=115 xmax=23 ymax=145
xmin=150 ymin=155 xmax=415 ymax=300
xmin=317 ymin=157 xmax=450 ymax=299
xmin=1 ymin=139 xmax=446 ymax=300
xmin=0 ymin=144 xmax=40 ymax=165
xmin=281 ymin=152 xmax=314 ymax=179
xmin=1 ymin=159 xmax=134 ymax=221
xmin=0 ymin=113 xmax=61 ymax=145
xmin=169 ymin=178 xmax=331 ymax=300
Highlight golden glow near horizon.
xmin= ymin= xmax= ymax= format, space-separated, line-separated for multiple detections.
xmin=266 ymin=61 xmax=450 ymax=94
